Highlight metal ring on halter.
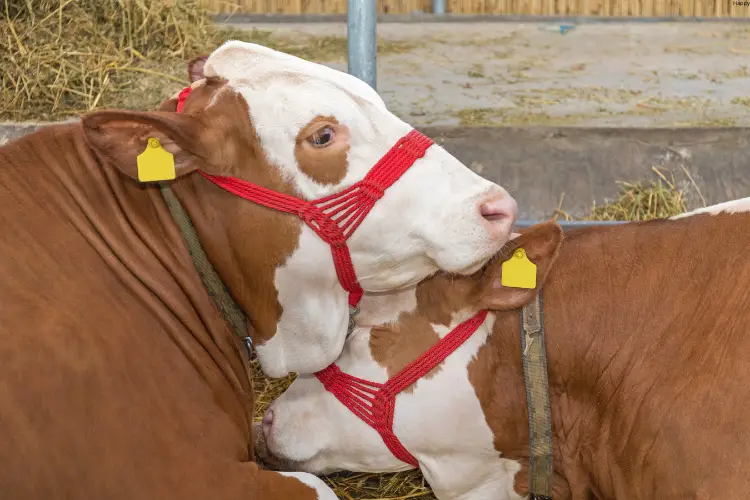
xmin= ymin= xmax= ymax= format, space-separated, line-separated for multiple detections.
xmin=347 ymin=304 xmax=360 ymax=337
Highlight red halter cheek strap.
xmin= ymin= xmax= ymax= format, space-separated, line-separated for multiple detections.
xmin=314 ymin=309 xmax=489 ymax=468
xmin=174 ymin=85 xmax=433 ymax=309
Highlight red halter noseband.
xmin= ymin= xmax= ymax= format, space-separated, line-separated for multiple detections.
xmin=174 ymin=85 xmax=434 ymax=311
xmin=314 ymin=309 xmax=489 ymax=467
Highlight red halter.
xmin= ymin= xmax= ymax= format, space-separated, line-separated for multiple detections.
xmin=314 ymin=309 xmax=489 ymax=467
xmin=174 ymin=85 xmax=434 ymax=309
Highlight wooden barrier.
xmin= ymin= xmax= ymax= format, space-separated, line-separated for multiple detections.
xmin=202 ymin=0 xmax=750 ymax=16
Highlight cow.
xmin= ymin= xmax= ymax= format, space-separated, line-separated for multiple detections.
xmin=259 ymin=202 xmax=750 ymax=500
xmin=0 ymin=40 xmax=518 ymax=499
xmin=97 ymin=40 xmax=516 ymax=378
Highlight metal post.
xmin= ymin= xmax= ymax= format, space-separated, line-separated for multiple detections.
xmin=347 ymin=0 xmax=377 ymax=91
xmin=433 ymin=0 xmax=446 ymax=14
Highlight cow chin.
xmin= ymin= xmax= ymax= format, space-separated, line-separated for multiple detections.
xmin=254 ymin=422 xmax=340 ymax=476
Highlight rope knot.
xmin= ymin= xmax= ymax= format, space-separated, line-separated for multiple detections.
xmin=358 ymin=181 xmax=385 ymax=201
xmin=398 ymin=131 xmax=432 ymax=159
xmin=315 ymin=364 xmax=339 ymax=388
xmin=301 ymin=207 xmax=347 ymax=246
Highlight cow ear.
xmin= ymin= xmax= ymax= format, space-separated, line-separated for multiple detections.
xmin=476 ymin=220 xmax=564 ymax=311
xmin=156 ymin=55 xmax=207 ymax=112
xmin=81 ymin=110 xmax=206 ymax=183
xmin=188 ymin=55 xmax=208 ymax=82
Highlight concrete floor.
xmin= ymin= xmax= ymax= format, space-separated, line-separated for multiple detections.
xmin=234 ymin=21 xmax=750 ymax=127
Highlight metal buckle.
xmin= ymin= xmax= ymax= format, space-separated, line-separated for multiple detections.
xmin=347 ymin=304 xmax=360 ymax=337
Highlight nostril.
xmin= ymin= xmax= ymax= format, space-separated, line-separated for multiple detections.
xmin=480 ymin=196 xmax=516 ymax=222
xmin=480 ymin=203 xmax=507 ymax=221
xmin=262 ymin=409 xmax=274 ymax=437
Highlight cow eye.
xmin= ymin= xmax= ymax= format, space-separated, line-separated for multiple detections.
xmin=308 ymin=126 xmax=335 ymax=148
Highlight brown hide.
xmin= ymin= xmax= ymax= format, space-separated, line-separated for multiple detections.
xmin=469 ymin=215 xmax=750 ymax=499
xmin=0 ymin=123 xmax=318 ymax=498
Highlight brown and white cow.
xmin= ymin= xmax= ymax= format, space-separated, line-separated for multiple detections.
xmin=260 ymin=201 xmax=750 ymax=499
xmin=0 ymin=41 xmax=517 ymax=498
xmin=90 ymin=40 xmax=517 ymax=378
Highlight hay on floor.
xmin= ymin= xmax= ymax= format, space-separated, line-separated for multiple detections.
xmin=1 ymin=0 xmax=217 ymax=120
xmin=0 ymin=0 xmax=412 ymax=122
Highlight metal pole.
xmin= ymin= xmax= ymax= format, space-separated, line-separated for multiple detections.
xmin=433 ymin=0 xmax=446 ymax=14
xmin=347 ymin=0 xmax=377 ymax=91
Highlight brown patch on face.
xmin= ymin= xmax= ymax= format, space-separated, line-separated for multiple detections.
xmin=168 ymin=78 xmax=303 ymax=345
xmin=369 ymin=273 xmax=480 ymax=389
xmin=294 ymin=116 xmax=350 ymax=186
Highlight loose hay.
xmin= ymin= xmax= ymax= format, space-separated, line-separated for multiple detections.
xmin=1 ymin=0 xmax=413 ymax=121
xmin=1 ymin=0 xmax=215 ymax=120
xmin=556 ymin=166 xmax=698 ymax=222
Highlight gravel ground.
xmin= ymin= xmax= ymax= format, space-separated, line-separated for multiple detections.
xmin=232 ymin=21 xmax=750 ymax=127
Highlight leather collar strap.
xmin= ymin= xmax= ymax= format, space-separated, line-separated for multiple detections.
xmin=174 ymin=84 xmax=434 ymax=311
xmin=521 ymin=292 xmax=553 ymax=500
xmin=159 ymin=184 xmax=250 ymax=345
xmin=315 ymin=309 xmax=489 ymax=468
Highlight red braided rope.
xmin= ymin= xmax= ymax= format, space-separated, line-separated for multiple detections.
xmin=174 ymin=84 xmax=434 ymax=308
xmin=315 ymin=309 xmax=489 ymax=467
xmin=175 ymin=86 xmax=193 ymax=113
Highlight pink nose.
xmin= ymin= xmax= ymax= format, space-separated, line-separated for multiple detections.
xmin=479 ymin=192 xmax=517 ymax=235
xmin=262 ymin=409 xmax=274 ymax=439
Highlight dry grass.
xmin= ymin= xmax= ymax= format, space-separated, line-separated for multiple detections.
xmin=556 ymin=167 xmax=697 ymax=222
xmin=1 ymin=0 xmax=211 ymax=120
xmin=249 ymin=168 xmax=694 ymax=499
xmin=0 ymin=0 xmax=414 ymax=121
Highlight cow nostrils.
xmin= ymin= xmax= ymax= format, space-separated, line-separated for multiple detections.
xmin=479 ymin=191 xmax=517 ymax=239
xmin=262 ymin=408 xmax=275 ymax=440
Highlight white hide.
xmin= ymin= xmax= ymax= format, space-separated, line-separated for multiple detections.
xmin=203 ymin=41 xmax=517 ymax=377
xmin=670 ymin=196 xmax=750 ymax=219
xmin=264 ymin=288 xmax=523 ymax=500
xmin=276 ymin=472 xmax=338 ymax=500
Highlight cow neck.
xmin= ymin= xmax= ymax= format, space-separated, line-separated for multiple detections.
xmin=314 ymin=309 xmax=490 ymax=468
xmin=314 ymin=292 xmax=555 ymax=495
xmin=174 ymin=85 xmax=434 ymax=333
xmin=520 ymin=292 xmax=553 ymax=500
xmin=158 ymin=184 xmax=249 ymax=345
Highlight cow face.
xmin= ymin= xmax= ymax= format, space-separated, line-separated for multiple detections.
xmin=81 ymin=41 xmax=518 ymax=377
xmin=259 ymin=222 xmax=563 ymax=500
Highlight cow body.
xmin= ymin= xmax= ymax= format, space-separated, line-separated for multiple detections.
xmin=0 ymin=41 xmax=519 ymax=498
xmin=262 ymin=210 xmax=750 ymax=499
xmin=0 ymin=124 xmax=334 ymax=498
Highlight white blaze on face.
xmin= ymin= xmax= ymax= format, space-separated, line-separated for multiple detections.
xmin=203 ymin=41 xmax=518 ymax=377
xmin=670 ymin=196 xmax=750 ymax=219
xmin=263 ymin=288 xmax=523 ymax=500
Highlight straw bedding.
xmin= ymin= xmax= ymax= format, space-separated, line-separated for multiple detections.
xmin=1 ymin=0 xmax=412 ymax=121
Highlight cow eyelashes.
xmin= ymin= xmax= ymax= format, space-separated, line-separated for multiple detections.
xmin=308 ymin=126 xmax=335 ymax=148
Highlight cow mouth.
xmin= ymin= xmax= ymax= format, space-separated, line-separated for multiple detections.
xmin=252 ymin=421 xmax=322 ymax=473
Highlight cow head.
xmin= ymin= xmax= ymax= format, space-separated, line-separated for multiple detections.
xmin=80 ymin=41 xmax=518 ymax=377
xmin=258 ymin=222 xmax=563 ymax=499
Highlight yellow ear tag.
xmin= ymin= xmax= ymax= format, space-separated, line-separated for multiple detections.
xmin=501 ymin=248 xmax=537 ymax=289
xmin=136 ymin=138 xmax=176 ymax=183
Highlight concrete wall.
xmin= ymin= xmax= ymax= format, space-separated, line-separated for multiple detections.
xmin=4 ymin=122 xmax=746 ymax=219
